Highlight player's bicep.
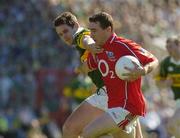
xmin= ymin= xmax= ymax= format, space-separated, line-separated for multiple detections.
xmin=135 ymin=47 xmax=157 ymax=65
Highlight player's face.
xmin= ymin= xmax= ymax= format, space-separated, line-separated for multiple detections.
xmin=88 ymin=22 xmax=110 ymax=47
xmin=166 ymin=40 xmax=176 ymax=57
xmin=175 ymin=40 xmax=180 ymax=57
xmin=166 ymin=40 xmax=179 ymax=58
xmin=55 ymin=24 xmax=75 ymax=45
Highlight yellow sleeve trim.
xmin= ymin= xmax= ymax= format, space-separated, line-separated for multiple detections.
xmin=81 ymin=50 xmax=89 ymax=62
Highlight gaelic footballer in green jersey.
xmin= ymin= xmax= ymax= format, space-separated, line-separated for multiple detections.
xmin=156 ymin=37 xmax=180 ymax=100
xmin=157 ymin=56 xmax=180 ymax=100
xmin=73 ymin=27 xmax=104 ymax=88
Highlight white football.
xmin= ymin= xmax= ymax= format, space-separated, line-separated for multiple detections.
xmin=115 ymin=55 xmax=142 ymax=80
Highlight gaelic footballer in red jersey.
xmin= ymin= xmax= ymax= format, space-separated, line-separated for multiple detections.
xmin=81 ymin=12 xmax=158 ymax=138
xmin=87 ymin=33 xmax=157 ymax=115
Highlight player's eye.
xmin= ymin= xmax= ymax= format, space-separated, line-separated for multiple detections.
xmin=58 ymin=33 xmax=63 ymax=36
xmin=63 ymin=29 xmax=69 ymax=34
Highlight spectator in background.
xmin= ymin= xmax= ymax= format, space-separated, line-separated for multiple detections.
xmin=156 ymin=36 xmax=180 ymax=138
xmin=63 ymin=74 xmax=94 ymax=107
xmin=156 ymin=36 xmax=180 ymax=108
xmin=0 ymin=70 xmax=13 ymax=108
xmin=167 ymin=107 xmax=180 ymax=138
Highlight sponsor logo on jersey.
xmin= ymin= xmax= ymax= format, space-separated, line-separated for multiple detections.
xmin=106 ymin=51 xmax=116 ymax=61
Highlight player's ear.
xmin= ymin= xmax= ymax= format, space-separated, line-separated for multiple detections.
xmin=74 ymin=22 xmax=79 ymax=29
xmin=107 ymin=26 xmax=112 ymax=32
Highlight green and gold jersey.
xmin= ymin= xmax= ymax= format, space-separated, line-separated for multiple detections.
xmin=73 ymin=27 xmax=104 ymax=88
xmin=156 ymin=56 xmax=180 ymax=100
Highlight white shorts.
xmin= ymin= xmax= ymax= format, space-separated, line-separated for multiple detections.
xmin=85 ymin=86 xmax=108 ymax=111
xmin=107 ymin=107 xmax=138 ymax=133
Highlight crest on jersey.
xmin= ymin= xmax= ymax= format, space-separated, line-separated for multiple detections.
xmin=168 ymin=66 xmax=174 ymax=72
xmin=106 ymin=51 xmax=116 ymax=61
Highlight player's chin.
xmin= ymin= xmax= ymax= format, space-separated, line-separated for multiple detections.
xmin=65 ymin=40 xmax=72 ymax=45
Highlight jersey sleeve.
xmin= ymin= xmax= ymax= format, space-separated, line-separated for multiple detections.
xmin=87 ymin=53 xmax=98 ymax=70
xmin=80 ymin=50 xmax=89 ymax=62
xmin=135 ymin=47 xmax=156 ymax=66
xmin=117 ymin=38 xmax=156 ymax=66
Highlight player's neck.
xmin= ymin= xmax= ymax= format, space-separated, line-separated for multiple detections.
xmin=100 ymin=32 xmax=114 ymax=47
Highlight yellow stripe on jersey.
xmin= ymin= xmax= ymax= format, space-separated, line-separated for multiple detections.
xmin=77 ymin=31 xmax=91 ymax=49
xmin=81 ymin=50 xmax=89 ymax=62
xmin=168 ymin=74 xmax=180 ymax=87
xmin=156 ymin=74 xmax=180 ymax=87
xmin=154 ymin=76 xmax=165 ymax=81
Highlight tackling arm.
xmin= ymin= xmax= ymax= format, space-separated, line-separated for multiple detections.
xmin=82 ymin=35 xmax=103 ymax=54
xmin=75 ymin=61 xmax=95 ymax=75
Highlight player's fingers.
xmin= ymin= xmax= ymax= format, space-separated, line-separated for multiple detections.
xmin=124 ymin=66 xmax=133 ymax=71
xmin=132 ymin=61 xmax=139 ymax=67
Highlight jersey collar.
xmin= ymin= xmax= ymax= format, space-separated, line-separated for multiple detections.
xmin=170 ymin=57 xmax=180 ymax=65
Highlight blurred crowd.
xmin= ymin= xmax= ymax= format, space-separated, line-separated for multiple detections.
xmin=0 ymin=0 xmax=180 ymax=138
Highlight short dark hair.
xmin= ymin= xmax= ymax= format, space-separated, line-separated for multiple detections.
xmin=53 ymin=12 xmax=78 ymax=28
xmin=166 ymin=36 xmax=180 ymax=45
xmin=166 ymin=37 xmax=173 ymax=44
xmin=89 ymin=12 xmax=113 ymax=30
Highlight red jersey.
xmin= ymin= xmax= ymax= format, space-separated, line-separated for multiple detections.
xmin=87 ymin=34 xmax=156 ymax=116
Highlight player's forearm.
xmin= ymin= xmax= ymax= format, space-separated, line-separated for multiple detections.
xmin=76 ymin=61 xmax=95 ymax=74
xmin=143 ymin=58 xmax=159 ymax=75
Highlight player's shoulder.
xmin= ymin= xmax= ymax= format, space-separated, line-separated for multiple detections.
xmin=160 ymin=56 xmax=171 ymax=67
xmin=161 ymin=56 xmax=171 ymax=63
xmin=74 ymin=27 xmax=90 ymax=38
xmin=114 ymin=36 xmax=141 ymax=49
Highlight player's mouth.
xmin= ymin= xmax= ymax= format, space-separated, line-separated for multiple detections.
xmin=65 ymin=38 xmax=72 ymax=44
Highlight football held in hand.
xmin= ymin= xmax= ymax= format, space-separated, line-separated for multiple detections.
xmin=115 ymin=55 xmax=142 ymax=80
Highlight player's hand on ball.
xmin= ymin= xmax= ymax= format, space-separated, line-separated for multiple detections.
xmin=122 ymin=61 xmax=144 ymax=81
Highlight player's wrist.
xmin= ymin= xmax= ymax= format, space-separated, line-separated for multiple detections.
xmin=142 ymin=66 xmax=147 ymax=76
